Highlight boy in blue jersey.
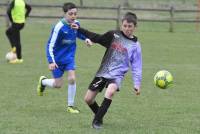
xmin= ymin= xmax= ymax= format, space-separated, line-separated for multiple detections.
xmin=37 ymin=2 xmax=92 ymax=114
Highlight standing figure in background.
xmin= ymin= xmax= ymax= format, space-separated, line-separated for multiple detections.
xmin=37 ymin=2 xmax=92 ymax=114
xmin=6 ymin=0 xmax=31 ymax=64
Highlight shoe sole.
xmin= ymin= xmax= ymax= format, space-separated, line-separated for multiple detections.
xmin=92 ymin=124 xmax=102 ymax=129
xmin=67 ymin=107 xmax=80 ymax=114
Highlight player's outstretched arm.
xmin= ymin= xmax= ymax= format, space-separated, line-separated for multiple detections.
xmin=71 ymin=23 xmax=114 ymax=48
xmin=71 ymin=23 xmax=101 ymax=42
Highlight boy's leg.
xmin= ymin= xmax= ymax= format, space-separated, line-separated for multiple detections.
xmin=84 ymin=77 xmax=107 ymax=127
xmin=13 ymin=23 xmax=24 ymax=60
xmin=37 ymin=77 xmax=63 ymax=96
xmin=84 ymin=89 xmax=99 ymax=114
xmin=5 ymin=24 xmax=15 ymax=49
xmin=37 ymin=66 xmax=64 ymax=96
xmin=84 ymin=89 xmax=104 ymax=125
xmin=92 ymin=83 xmax=118 ymax=129
xmin=14 ymin=29 xmax=22 ymax=59
xmin=66 ymin=70 xmax=80 ymax=113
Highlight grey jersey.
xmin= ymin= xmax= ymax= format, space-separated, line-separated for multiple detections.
xmin=96 ymin=31 xmax=141 ymax=80
xmin=78 ymin=28 xmax=142 ymax=88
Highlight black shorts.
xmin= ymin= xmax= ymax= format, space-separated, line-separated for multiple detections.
xmin=88 ymin=77 xmax=118 ymax=92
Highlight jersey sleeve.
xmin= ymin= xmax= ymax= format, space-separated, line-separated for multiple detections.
xmin=77 ymin=31 xmax=86 ymax=40
xmin=130 ymin=42 xmax=142 ymax=89
xmin=75 ymin=21 xmax=86 ymax=40
xmin=7 ymin=0 xmax=14 ymax=22
xmin=25 ymin=3 xmax=32 ymax=18
xmin=46 ymin=26 xmax=62 ymax=63
xmin=78 ymin=27 xmax=114 ymax=48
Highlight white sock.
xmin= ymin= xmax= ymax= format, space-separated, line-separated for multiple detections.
xmin=42 ymin=79 xmax=54 ymax=88
xmin=68 ymin=83 xmax=76 ymax=106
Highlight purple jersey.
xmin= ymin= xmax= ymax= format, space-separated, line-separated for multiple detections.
xmin=78 ymin=29 xmax=142 ymax=89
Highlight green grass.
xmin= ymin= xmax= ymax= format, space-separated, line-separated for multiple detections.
xmin=0 ymin=18 xmax=200 ymax=134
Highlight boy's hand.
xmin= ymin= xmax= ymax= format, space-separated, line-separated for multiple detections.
xmin=134 ymin=88 xmax=140 ymax=95
xmin=49 ymin=63 xmax=58 ymax=71
xmin=71 ymin=23 xmax=79 ymax=29
xmin=85 ymin=38 xmax=93 ymax=47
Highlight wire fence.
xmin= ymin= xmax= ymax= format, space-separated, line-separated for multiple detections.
xmin=0 ymin=2 xmax=200 ymax=32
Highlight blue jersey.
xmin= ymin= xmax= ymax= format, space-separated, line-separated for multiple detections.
xmin=46 ymin=18 xmax=86 ymax=65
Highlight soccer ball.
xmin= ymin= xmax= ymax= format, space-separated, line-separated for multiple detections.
xmin=154 ymin=70 xmax=173 ymax=89
xmin=5 ymin=52 xmax=17 ymax=61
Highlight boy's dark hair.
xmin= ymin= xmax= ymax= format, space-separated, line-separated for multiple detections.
xmin=122 ymin=12 xmax=137 ymax=26
xmin=63 ymin=2 xmax=77 ymax=13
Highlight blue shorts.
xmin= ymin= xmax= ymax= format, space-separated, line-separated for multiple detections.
xmin=52 ymin=62 xmax=76 ymax=78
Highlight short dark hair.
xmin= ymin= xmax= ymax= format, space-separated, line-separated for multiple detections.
xmin=122 ymin=12 xmax=137 ymax=26
xmin=63 ymin=2 xmax=77 ymax=13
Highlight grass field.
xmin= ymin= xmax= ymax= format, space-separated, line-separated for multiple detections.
xmin=0 ymin=17 xmax=200 ymax=134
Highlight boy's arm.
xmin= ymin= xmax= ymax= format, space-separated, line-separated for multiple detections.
xmin=130 ymin=42 xmax=142 ymax=94
xmin=46 ymin=27 xmax=62 ymax=64
xmin=77 ymin=31 xmax=86 ymax=40
xmin=25 ymin=3 xmax=32 ymax=18
xmin=78 ymin=27 xmax=114 ymax=48
xmin=7 ymin=0 xmax=14 ymax=23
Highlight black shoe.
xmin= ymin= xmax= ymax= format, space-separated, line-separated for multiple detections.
xmin=99 ymin=119 xmax=103 ymax=125
xmin=92 ymin=120 xmax=103 ymax=129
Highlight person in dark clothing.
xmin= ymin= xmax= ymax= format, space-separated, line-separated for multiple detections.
xmin=6 ymin=0 xmax=31 ymax=64
xmin=71 ymin=12 xmax=142 ymax=129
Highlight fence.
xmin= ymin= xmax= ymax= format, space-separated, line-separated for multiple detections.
xmin=0 ymin=2 xmax=200 ymax=32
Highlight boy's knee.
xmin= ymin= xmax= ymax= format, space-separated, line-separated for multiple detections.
xmin=53 ymin=84 xmax=62 ymax=88
xmin=54 ymin=85 xmax=62 ymax=88
xmin=105 ymin=84 xmax=118 ymax=99
xmin=84 ymin=96 xmax=93 ymax=105
xmin=105 ymin=90 xmax=115 ymax=99
xmin=68 ymin=77 xmax=75 ymax=84
xmin=53 ymin=82 xmax=62 ymax=88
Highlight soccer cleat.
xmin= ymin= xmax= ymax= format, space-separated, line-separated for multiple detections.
xmin=92 ymin=119 xmax=103 ymax=129
xmin=9 ymin=59 xmax=23 ymax=64
xmin=37 ymin=76 xmax=47 ymax=96
xmin=66 ymin=106 xmax=80 ymax=114
xmin=99 ymin=119 xmax=103 ymax=125
xmin=11 ymin=47 xmax=16 ymax=53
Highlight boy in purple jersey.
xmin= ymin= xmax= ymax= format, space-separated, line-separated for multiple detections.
xmin=72 ymin=12 xmax=142 ymax=129
xmin=36 ymin=2 xmax=92 ymax=114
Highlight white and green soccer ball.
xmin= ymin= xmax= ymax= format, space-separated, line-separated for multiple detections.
xmin=5 ymin=52 xmax=17 ymax=61
xmin=154 ymin=70 xmax=173 ymax=89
